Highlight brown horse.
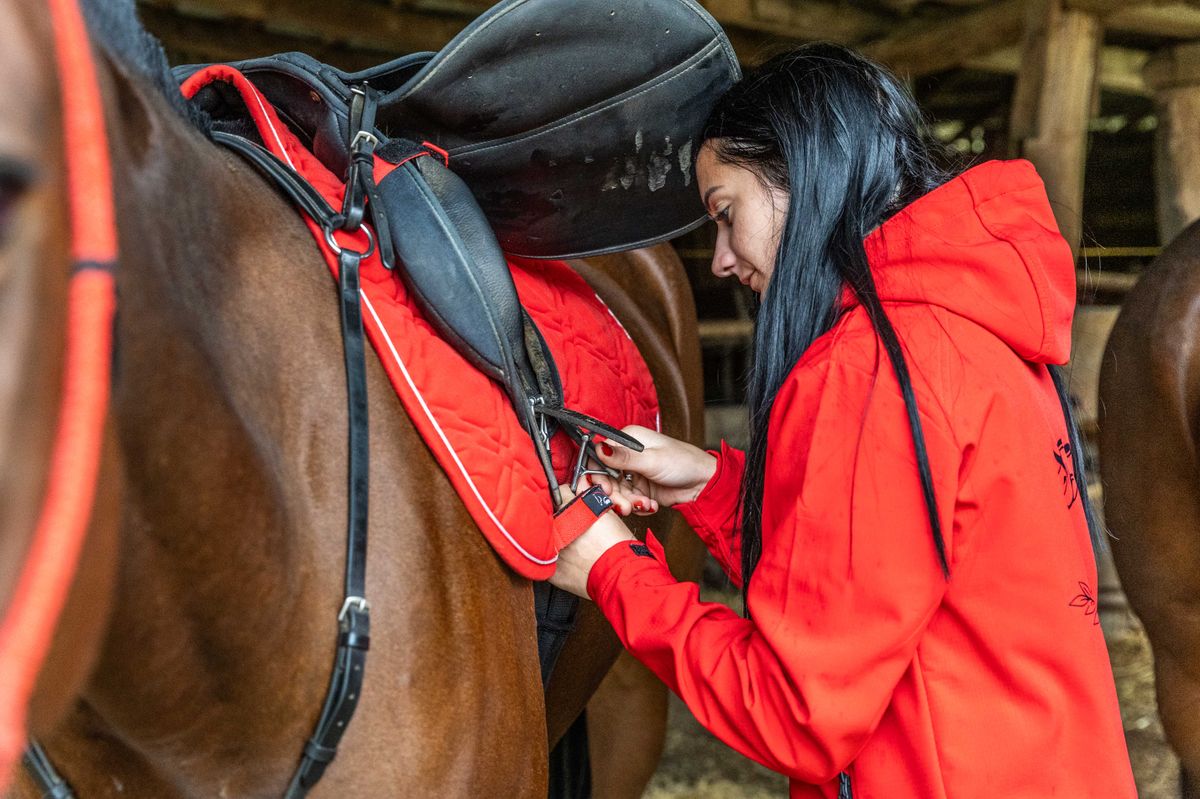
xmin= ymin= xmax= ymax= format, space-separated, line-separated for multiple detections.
xmin=2 ymin=0 xmax=704 ymax=795
xmin=1100 ymin=218 xmax=1200 ymax=797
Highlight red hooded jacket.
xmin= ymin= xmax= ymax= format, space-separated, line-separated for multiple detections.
xmin=586 ymin=160 xmax=1136 ymax=798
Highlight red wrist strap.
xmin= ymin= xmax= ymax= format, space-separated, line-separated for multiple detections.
xmin=553 ymin=485 xmax=614 ymax=551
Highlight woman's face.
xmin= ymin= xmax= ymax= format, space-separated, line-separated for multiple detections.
xmin=696 ymin=141 xmax=789 ymax=295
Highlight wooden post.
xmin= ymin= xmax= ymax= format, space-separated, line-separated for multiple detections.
xmin=1010 ymin=0 xmax=1102 ymax=257
xmin=1143 ymin=42 xmax=1200 ymax=242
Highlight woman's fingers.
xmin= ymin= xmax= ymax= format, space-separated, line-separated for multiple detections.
xmin=586 ymin=472 xmax=656 ymax=516
xmin=587 ymin=473 xmax=631 ymax=515
xmin=593 ymin=425 xmax=657 ymax=469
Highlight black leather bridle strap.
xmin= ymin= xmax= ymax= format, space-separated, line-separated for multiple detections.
xmin=212 ymin=131 xmax=342 ymax=230
xmin=283 ymin=246 xmax=371 ymax=799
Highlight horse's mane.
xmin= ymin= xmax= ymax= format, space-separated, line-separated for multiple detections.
xmin=81 ymin=0 xmax=211 ymax=134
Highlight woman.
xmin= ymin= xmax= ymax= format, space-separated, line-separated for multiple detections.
xmin=550 ymin=44 xmax=1136 ymax=797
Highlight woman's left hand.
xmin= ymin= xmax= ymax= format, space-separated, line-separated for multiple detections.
xmin=549 ymin=486 xmax=638 ymax=598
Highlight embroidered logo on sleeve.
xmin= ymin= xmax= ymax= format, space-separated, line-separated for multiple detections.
xmin=1069 ymin=581 xmax=1099 ymax=625
xmin=1053 ymin=438 xmax=1079 ymax=509
xmin=629 ymin=542 xmax=654 ymax=559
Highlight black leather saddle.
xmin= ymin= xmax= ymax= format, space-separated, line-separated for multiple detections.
xmin=177 ymin=0 xmax=739 ymax=259
xmin=177 ymin=0 xmax=739 ymax=493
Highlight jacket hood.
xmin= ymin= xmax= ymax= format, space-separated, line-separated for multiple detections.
xmin=859 ymin=159 xmax=1075 ymax=364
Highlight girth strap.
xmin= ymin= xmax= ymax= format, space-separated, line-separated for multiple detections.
xmin=534 ymin=583 xmax=581 ymax=684
xmin=342 ymin=88 xmax=395 ymax=271
xmin=283 ymin=229 xmax=373 ymax=797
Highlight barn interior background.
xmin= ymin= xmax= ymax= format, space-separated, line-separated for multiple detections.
xmin=136 ymin=0 xmax=1197 ymax=795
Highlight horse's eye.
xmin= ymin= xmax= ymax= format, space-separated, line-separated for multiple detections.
xmin=0 ymin=158 xmax=38 ymax=243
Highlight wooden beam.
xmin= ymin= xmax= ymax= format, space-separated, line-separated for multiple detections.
xmin=138 ymin=6 xmax=402 ymax=69
xmin=405 ymin=0 xmax=497 ymax=14
xmin=1015 ymin=1 xmax=1103 ymax=256
xmin=1008 ymin=0 xmax=1052 ymax=154
xmin=1067 ymin=0 xmax=1200 ymax=36
xmin=138 ymin=0 xmax=472 ymax=55
xmin=1066 ymin=0 xmax=1200 ymax=14
xmin=861 ymin=0 xmax=1026 ymax=78
xmin=968 ymin=44 xmax=1150 ymax=97
xmin=1106 ymin=3 xmax=1200 ymax=39
xmin=1143 ymin=42 xmax=1200 ymax=239
xmin=701 ymin=0 xmax=890 ymax=46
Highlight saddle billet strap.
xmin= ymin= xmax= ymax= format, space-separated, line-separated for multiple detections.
xmin=284 ymin=247 xmax=371 ymax=799
xmin=534 ymin=406 xmax=643 ymax=453
xmin=340 ymin=86 xmax=376 ymax=232
xmin=343 ymin=89 xmax=396 ymax=272
xmin=21 ymin=741 xmax=74 ymax=799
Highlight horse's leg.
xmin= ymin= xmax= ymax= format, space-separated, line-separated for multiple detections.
xmin=1184 ymin=759 xmax=1200 ymax=799
xmin=587 ymin=647 xmax=668 ymax=798
xmin=1100 ymin=222 xmax=1200 ymax=795
xmin=586 ymin=512 xmax=709 ymax=798
xmin=1160 ymin=652 xmax=1200 ymax=798
xmin=565 ymin=247 xmax=708 ymax=796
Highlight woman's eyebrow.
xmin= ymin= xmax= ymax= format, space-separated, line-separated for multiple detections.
xmin=703 ymin=185 xmax=722 ymax=210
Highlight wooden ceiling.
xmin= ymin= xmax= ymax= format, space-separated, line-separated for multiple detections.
xmin=136 ymin=0 xmax=1200 ymax=92
xmin=136 ymin=0 xmax=1192 ymax=250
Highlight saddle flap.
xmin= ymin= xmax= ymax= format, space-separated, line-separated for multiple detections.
xmin=375 ymin=154 xmax=526 ymax=390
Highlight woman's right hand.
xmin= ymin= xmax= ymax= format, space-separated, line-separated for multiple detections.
xmin=588 ymin=425 xmax=717 ymax=516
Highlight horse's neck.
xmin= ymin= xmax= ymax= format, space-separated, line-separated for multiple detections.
xmin=76 ymin=55 xmax=351 ymax=791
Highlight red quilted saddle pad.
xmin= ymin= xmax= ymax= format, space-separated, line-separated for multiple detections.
xmin=182 ymin=66 xmax=659 ymax=580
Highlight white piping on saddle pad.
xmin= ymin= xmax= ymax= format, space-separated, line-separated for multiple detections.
xmin=251 ymin=88 xmax=296 ymax=170
xmin=360 ymin=291 xmax=558 ymax=566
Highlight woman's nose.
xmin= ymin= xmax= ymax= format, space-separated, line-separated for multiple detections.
xmin=710 ymin=231 xmax=737 ymax=278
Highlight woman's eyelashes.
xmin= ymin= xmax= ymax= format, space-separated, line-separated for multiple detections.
xmin=711 ymin=205 xmax=730 ymax=224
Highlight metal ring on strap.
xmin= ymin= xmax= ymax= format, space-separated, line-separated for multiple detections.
xmin=323 ymin=224 xmax=377 ymax=259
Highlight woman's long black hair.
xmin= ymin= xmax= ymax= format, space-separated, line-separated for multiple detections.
xmin=702 ymin=44 xmax=1103 ymax=604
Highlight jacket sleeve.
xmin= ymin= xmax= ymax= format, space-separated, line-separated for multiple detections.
xmin=586 ymin=359 xmax=958 ymax=784
xmin=674 ymin=441 xmax=746 ymax=587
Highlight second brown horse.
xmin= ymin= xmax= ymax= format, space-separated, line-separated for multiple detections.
xmin=1101 ymin=219 xmax=1200 ymax=796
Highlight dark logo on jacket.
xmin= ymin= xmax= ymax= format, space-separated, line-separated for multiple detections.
xmin=1053 ymin=438 xmax=1079 ymax=509
xmin=1070 ymin=581 xmax=1099 ymax=625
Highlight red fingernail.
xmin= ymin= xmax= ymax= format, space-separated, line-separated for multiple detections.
xmin=634 ymin=502 xmax=644 ymax=511
xmin=601 ymin=444 xmax=614 ymax=457
xmin=585 ymin=475 xmax=593 ymax=486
